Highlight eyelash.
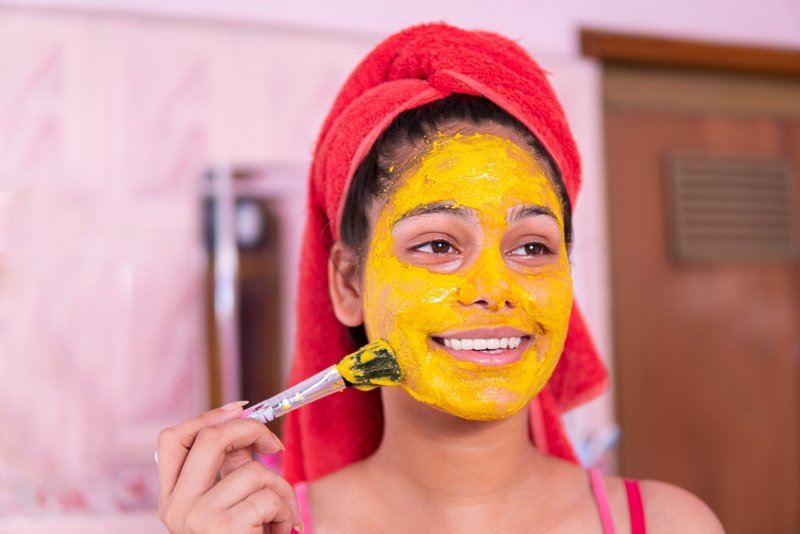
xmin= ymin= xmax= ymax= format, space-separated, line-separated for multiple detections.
xmin=412 ymin=239 xmax=457 ymax=254
xmin=509 ymin=242 xmax=554 ymax=256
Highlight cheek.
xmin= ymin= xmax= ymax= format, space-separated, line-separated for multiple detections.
xmin=517 ymin=268 xmax=573 ymax=342
xmin=520 ymin=273 xmax=573 ymax=323
xmin=364 ymin=258 xmax=463 ymax=381
xmin=363 ymin=213 xmax=464 ymax=338
xmin=487 ymin=272 xmax=572 ymax=415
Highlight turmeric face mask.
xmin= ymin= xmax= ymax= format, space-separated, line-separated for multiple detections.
xmin=362 ymin=133 xmax=573 ymax=420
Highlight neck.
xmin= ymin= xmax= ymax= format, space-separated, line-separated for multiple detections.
xmin=364 ymin=387 xmax=542 ymax=501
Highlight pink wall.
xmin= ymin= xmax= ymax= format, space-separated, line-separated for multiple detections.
xmin=6 ymin=0 xmax=800 ymax=56
xmin=0 ymin=9 xmax=374 ymax=527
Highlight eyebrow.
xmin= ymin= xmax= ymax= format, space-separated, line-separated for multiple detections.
xmin=393 ymin=202 xmax=476 ymax=226
xmin=507 ymin=205 xmax=558 ymax=223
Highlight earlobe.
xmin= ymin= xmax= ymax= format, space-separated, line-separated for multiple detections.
xmin=328 ymin=243 xmax=365 ymax=327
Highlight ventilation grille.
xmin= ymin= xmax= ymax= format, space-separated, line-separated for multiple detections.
xmin=667 ymin=156 xmax=796 ymax=262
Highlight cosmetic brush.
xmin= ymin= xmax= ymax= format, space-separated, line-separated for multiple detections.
xmin=242 ymin=340 xmax=401 ymax=424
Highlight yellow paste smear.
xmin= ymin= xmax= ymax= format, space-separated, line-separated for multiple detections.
xmin=362 ymin=133 xmax=573 ymax=421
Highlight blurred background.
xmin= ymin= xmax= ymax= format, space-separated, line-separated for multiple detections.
xmin=0 ymin=1 xmax=798 ymax=533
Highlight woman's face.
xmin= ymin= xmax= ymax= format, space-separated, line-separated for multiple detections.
xmin=361 ymin=130 xmax=573 ymax=421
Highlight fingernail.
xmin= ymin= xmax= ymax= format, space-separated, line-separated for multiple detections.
xmin=154 ymin=451 xmax=159 ymax=465
xmin=273 ymin=433 xmax=286 ymax=451
xmin=221 ymin=400 xmax=249 ymax=411
xmin=295 ymin=522 xmax=305 ymax=532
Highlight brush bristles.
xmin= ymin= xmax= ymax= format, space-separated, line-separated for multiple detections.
xmin=336 ymin=340 xmax=402 ymax=389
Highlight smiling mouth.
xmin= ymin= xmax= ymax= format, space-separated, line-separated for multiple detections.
xmin=429 ymin=326 xmax=534 ymax=366
xmin=432 ymin=336 xmax=524 ymax=354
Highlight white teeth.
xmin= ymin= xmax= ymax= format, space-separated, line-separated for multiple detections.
xmin=440 ymin=336 xmax=524 ymax=351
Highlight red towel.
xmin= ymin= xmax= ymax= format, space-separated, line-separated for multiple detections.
xmin=283 ymin=23 xmax=608 ymax=485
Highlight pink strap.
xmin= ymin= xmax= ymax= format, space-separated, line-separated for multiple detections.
xmin=589 ymin=468 xmax=617 ymax=534
xmin=292 ymin=482 xmax=313 ymax=534
xmin=624 ymin=479 xmax=647 ymax=534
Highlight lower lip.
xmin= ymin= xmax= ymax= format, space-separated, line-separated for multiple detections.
xmin=431 ymin=338 xmax=529 ymax=367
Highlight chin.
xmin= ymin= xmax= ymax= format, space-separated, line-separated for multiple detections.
xmin=443 ymin=403 xmax=527 ymax=421
xmin=406 ymin=384 xmax=532 ymax=421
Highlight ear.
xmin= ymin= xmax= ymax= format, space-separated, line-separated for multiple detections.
xmin=328 ymin=242 xmax=365 ymax=327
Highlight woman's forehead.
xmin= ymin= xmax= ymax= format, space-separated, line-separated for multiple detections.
xmin=390 ymin=133 xmax=560 ymax=214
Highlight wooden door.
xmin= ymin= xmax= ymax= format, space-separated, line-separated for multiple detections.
xmin=604 ymin=67 xmax=800 ymax=533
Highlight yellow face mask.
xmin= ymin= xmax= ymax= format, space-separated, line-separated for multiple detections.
xmin=362 ymin=133 xmax=573 ymax=421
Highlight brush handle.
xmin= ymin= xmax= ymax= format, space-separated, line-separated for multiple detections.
xmin=243 ymin=365 xmax=346 ymax=424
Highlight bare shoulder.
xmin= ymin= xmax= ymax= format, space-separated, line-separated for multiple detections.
xmin=307 ymin=460 xmax=361 ymax=511
xmin=307 ymin=460 xmax=373 ymax=534
xmin=639 ymin=479 xmax=725 ymax=534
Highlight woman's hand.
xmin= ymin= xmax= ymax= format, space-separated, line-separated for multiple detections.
xmin=156 ymin=402 xmax=302 ymax=534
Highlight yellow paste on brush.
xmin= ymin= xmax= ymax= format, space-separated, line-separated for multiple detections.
xmin=362 ymin=133 xmax=573 ymax=420
xmin=336 ymin=340 xmax=401 ymax=390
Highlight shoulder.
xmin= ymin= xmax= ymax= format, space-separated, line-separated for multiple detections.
xmin=306 ymin=460 xmax=375 ymax=533
xmin=638 ymin=479 xmax=725 ymax=534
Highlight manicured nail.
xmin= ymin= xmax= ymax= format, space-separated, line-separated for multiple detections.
xmin=273 ymin=433 xmax=286 ymax=451
xmin=221 ymin=400 xmax=249 ymax=411
xmin=295 ymin=521 xmax=305 ymax=532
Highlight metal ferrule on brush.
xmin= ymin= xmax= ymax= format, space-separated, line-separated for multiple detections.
xmin=244 ymin=366 xmax=345 ymax=424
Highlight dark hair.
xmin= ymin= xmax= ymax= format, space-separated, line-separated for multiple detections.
xmin=338 ymin=94 xmax=573 ymax=345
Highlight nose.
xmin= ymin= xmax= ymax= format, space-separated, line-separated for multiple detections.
xmin=457 ymin=251 xmax=515 ymax=312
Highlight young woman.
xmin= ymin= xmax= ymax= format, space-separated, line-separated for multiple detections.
xmin=156 ymin=24 xmax=724 ymax=534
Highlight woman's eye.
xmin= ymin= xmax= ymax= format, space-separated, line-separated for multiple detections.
xmin=511 ymin=242 xmax=551 ymax=256
xmin=415 ymin=240 xmax=454 ymax=254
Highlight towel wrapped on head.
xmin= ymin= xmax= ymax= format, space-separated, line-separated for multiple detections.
xmin=283 ymin=22 xmax=609 ymax=485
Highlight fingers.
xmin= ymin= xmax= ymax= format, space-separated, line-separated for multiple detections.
xmin=202 ymin=461 xmax=302 ymax=529
xmin=220 ymin=446 xmax=254 ymax=479
xmin=156 ymin=400 xmax=248 ymax=501
xmin=157 ymin=405 xmax=295 ymax=534
xmin=181 ymin=486 xmax=294 ymax=534
xmin=221 ymin=433 xmax=284 ymax=478
xmin=233 ymin=488 xmax=295 ymax=534
xmin=173 ymin=418 xmax=283 ymax=501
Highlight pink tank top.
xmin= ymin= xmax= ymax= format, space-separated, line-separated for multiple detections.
xmin=291 ymin=468 xmax=646 ymax=534
xmin=589 ymin=468 xmax=647 ymax=534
